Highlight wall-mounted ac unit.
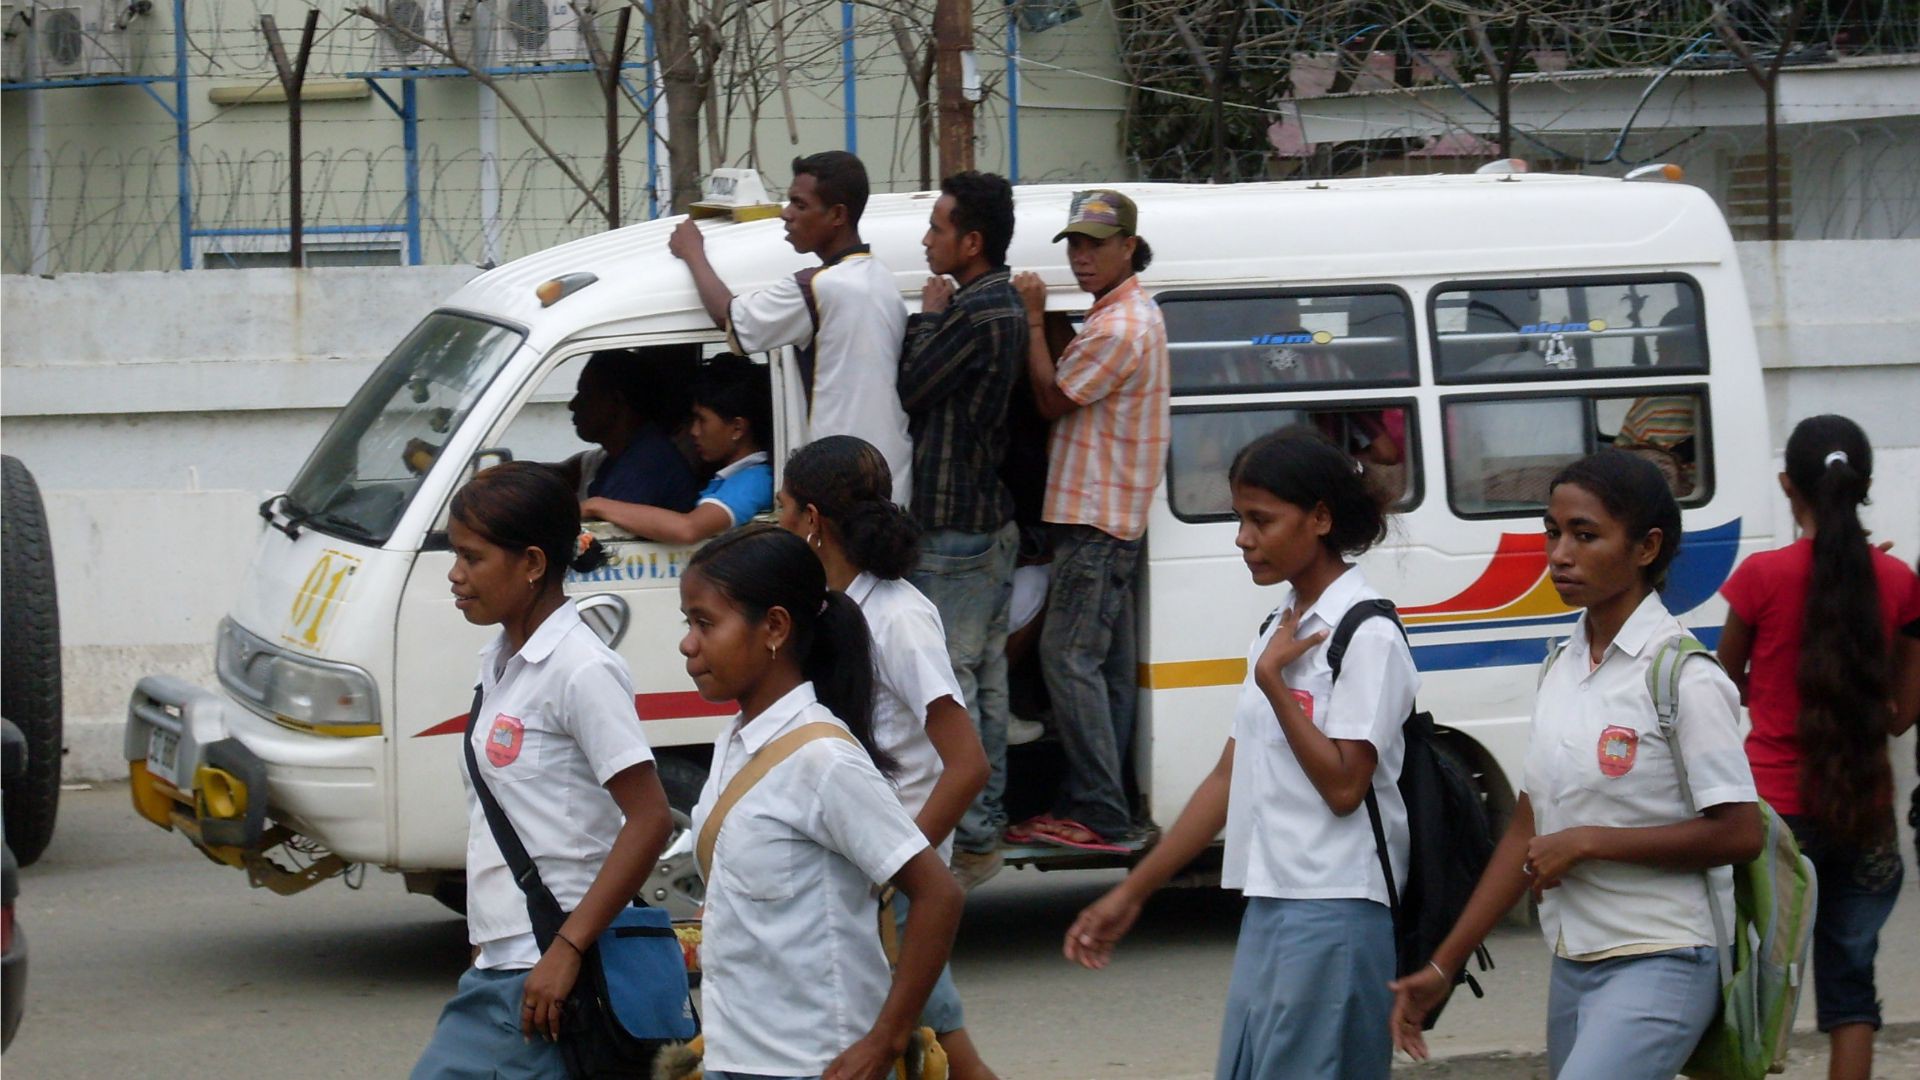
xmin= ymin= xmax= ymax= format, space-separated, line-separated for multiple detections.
xmin=375 ymin=0 xmax=457 ymax=69
xmin=2 ymin=4 xmax=28 ymax=81
xmin=34 ymin=4 xmax=87 ymax=76
xmin=87 ymin=0 xmax=148 ymax=74
xmin=483 ymin=0 xmax=591 ymax=67
xmin=26 ymin=0 xmax=144 ymax=78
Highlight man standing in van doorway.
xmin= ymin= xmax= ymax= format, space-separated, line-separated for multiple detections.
xmin=668 ymin=151 xmax=913 ymax=504
xmin=1010 ymin=190 xmax=1170 ymax=852
xmin=900 ymin=171 xmax=1027 ymax=889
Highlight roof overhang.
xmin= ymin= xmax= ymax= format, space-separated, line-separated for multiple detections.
xmin=1286 ymin=54 xmax=1920 ymax=145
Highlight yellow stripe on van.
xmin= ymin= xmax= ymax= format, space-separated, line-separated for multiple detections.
xmin=1139 ymin=658 xmax=1247 ymax=690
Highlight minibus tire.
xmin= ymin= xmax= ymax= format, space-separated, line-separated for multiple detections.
xmin=656 ymin=754 xmax=708 ymax=818
xmin=2 ymin=455 xmax=62 ymax=867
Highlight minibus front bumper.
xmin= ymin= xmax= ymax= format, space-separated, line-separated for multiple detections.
xmin=125 ymin=675 xmax=364 ymax=895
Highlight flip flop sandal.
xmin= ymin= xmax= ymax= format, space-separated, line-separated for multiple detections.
xmin=1031 ymin=818 xmax=1129 ymax=854
xmin=1003 ymin=814 xmax=1058 ymax=845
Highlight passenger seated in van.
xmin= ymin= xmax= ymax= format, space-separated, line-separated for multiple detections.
xmin=668 ymin=150 xmax=914 ymax=505
xmin=580 ymin=354 xmax=773 ymax=544
xmin=557 ymin=347 xmax=702 ymax=511
xmin=1614 ymin=307 xmax=1700 ymax=495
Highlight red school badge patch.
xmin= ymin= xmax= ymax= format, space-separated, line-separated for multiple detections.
xmin=1290 ymin=688 xmax=1315 ymax=722
xmin=486 ymin=714 xmax=526 ymax=767
xmin=1596 ymin=725 xmax=1638 ymax=778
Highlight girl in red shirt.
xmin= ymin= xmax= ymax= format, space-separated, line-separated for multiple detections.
xmin=1717 ymin=414 xmax=1920 ymax=1080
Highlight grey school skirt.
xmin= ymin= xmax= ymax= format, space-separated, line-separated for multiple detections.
xmin=1215 ymin=897 xmax=1396 ymax=1080
xmin=411 ymin=966 xmax=568 ymax=1080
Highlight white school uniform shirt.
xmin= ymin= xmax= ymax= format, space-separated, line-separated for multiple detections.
xmin=1522 ymin=590 xmax=1756 ymax=959
xmin=848 ymin=572 xmax=964 ymax=862
xmin=726 ymin=245 xmax=914 ymax=505
xmin=1221 ymin=566 xmax=1417 ymax=905
xmin=691 ymin=682 xmax=930 ymax=1077
xmin=462 ymin=601 xmax=656 ymax=970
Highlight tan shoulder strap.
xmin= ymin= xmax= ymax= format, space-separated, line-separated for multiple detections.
xmin=696 ymin=722 xmax=857 ymax=880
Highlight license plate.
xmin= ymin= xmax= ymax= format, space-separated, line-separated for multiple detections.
xmin=146 ymin=726 xmax=182 ymax=787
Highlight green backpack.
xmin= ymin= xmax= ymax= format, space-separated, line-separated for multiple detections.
xmin=1542 ymin=634 xmax=1817 ymax=1079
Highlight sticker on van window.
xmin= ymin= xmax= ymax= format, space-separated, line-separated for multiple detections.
xmin=1520 ymin=319 xmax=1608 ymax=335
xmin=1250 ymin=330 xmax=1336 ymax=346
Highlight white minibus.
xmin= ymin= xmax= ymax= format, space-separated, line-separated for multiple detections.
xmin=126 ymin=171 xmax=1771 ymax=918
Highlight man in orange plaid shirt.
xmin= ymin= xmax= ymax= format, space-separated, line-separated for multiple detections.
xmin=1009 ymin=190 xmax=1170 ymax=852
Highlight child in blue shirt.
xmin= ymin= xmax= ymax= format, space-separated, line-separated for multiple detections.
xmin=582 ymin=354 xmax=773 ymax=543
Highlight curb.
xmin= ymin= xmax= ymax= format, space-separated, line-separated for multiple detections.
xmin=1389 ymin=1020 xmax=1920 ymax=1076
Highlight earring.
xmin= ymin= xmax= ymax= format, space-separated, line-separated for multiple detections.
xmin=768 ymin=643 xmax=778 ymax=660
xmin=807 ymin=532 xmax=822 ymax=550
xmin=527 ymin=578 xmax=538 ymax=590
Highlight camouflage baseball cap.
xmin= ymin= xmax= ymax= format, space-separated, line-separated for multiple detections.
xmin=1052 ymin=189 xmax=1137 ymax=243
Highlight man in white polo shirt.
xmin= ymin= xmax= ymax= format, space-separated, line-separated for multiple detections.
xmin=669 ymin=151 xmax=913 ymax=504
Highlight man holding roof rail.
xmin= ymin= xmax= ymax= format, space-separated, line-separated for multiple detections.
xmin=669 ymin=151 xmax=913 ymax=505
xmin=1010 ymin=189 xmax=1171 ymax=854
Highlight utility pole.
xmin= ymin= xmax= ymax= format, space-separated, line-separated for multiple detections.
xmin=261 ymin=10 xmax=319 ymax=268
xmin=933 ymin=0 xmax=974 ymax=176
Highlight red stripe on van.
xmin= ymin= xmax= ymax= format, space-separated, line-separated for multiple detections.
xmin=1397 ymin=532 xmax=1547 ymax=617
xmin=413 ymin=691 xmax=737 ymax=737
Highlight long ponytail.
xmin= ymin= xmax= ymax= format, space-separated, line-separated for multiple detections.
xmin=686 ymin=523 xmax=898 ymax=777
xmin=1784 ymin=414 xmax=1891 ymax=849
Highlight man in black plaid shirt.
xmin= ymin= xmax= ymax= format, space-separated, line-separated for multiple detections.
xmin=900 ymin=171 xmax=1027 ymax=891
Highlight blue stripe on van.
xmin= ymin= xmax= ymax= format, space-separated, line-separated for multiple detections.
xmin=1410 ymin=624 xmax=1723 ymax=672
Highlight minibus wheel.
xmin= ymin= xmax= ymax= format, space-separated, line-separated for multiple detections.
xmin=1 ymin=456 xmax=62 ymax=866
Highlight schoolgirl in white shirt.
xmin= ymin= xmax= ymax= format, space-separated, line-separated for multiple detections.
xmin=681 ymin=523 xmax=965 ymax=1080
xmin=1390 ymin=450 xmax=1762 ymax=1080
xmin=775 ymin=435 xmax=997 ymax=1080
xmin=1064 ymin=428 xmax=1417 ymax=1080
xmin=412 ymin=462 xmax=675 ymax=1080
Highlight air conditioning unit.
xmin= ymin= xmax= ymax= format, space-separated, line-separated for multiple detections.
xmin=87 ymin=0 xmax=148 ymax=75
xmin=374 ymin=0 xmax=458 ymax=69
xmin=483 ymin=0 xmax=591 ymax=67
xmin=27 ymin=0 xmax=143 ymax=78
xmin=2 ymin=4 xmax=27 ymax=81
xmin=34 ymin=4 xmax=86 ymax=76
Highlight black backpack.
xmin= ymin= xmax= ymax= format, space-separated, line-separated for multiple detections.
xmin=1324 ymin=598 xmax=1496 ymax=1029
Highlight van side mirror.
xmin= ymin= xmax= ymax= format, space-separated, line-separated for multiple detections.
xmin=470 ymin=447 xmax=514 ymax=475
xmin=575 ymin=594 xmax=631 ymax=649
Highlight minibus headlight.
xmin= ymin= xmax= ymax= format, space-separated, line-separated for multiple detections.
xmin=216 ymin=618 xmax=381 ymax=736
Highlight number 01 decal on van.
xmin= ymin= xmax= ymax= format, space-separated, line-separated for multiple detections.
xmin=285 ymin=550 xmax=363 ymax=652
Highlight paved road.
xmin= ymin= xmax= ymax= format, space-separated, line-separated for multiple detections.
xmin=4 ymin=782 xmax=1916 ymax=1078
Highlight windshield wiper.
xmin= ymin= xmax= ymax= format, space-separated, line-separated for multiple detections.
xmin=307 ymin=513 xmax=383 ymax=546
xmin=258 ymin=493 xmax=314 ymax=539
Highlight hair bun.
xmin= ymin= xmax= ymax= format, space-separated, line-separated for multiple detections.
xmin=570 ymin=533 xmax=611 ymax=574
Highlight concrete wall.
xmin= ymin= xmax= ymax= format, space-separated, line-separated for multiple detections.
xmin=4 ymin=239 xmax=1917 ymax=779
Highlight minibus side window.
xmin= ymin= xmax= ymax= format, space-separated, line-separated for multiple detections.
xmin=1442 ymin=388 xmax=1711 ymax=516
xmin=1169 ymin=402 xmax=1419 ymax=520
xmin=456 ymin=340 xmax=766 ymax=538
xmin=1431 ymin=276 xmax=1706 ymax=383
xmin=1157 ymin=287 xmax=1417 ymax=395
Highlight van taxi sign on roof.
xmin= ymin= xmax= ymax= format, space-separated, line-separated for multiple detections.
xmin=689 ymin=169 xmax=782 ymax=222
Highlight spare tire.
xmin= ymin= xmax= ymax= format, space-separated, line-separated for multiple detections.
xmin=2 ymin=455 xmax=62 ymax=865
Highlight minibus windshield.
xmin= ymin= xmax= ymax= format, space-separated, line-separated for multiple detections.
xmin=284 ymin=312 xmax=524 ymax=546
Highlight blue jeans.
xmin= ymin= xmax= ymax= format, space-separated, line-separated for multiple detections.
xmin=890 ymin=890 xmax=967 ymax=1032
xmin=1545 ymin=947 xmax=1720 ymax=1080
xmin=1784 ymin=813 xmax=1905 ymax=1031
xmin=1040 ymin=524 xmax=1142 ymax=838
xmin=412 ymin=967 xmax=568 ymax=1080
xmin=910 ymin=522 xmax=1019 ymax=854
